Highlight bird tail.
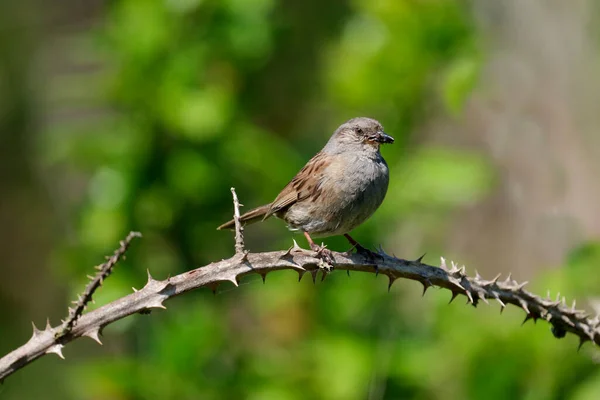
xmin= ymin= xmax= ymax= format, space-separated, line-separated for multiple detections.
xmin=217 ymin=204 xmax=272 ymax=230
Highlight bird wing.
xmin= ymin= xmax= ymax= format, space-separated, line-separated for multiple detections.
xmin=265 ymin=151 xmax=331 ymax=218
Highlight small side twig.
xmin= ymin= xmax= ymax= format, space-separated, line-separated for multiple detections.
xmin=57 ymin=231 xmax=142 ymax=338
xmin=230 ymin=187 xmax=245 ymax=255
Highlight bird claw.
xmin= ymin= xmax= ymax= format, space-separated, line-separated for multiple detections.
xmin=318 ymin=259 xmax=334 ymax=273
xmin=310 ymin=243 xmax=335 ymax=269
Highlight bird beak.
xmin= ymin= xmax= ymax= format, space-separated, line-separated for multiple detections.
xmin=375 ymin=131 xmax=394 ymax=144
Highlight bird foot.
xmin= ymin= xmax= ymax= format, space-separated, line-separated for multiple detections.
xmin=310 ymin=242 xmax=335 ymax=270
xmin=349 ymin=243 xmax=383 ymax=265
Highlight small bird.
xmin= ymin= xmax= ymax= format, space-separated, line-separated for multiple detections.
xmin=218 ymin=117 xmax=393 ymax=260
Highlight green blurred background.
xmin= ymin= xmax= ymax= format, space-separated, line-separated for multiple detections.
xmin=1 ymin=0 xmax=600 ymax=398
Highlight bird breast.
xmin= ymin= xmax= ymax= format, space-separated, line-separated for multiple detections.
xmin=284 ymin=152 xmax=389 ymax=237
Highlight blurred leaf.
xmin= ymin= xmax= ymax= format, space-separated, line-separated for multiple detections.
xmin=442 ymin=56 xmax=480 ymax=116
xmin=387 ymin=146 xmax=495 ymax=214
xmin=165 ymin=148 xmax=219 ymax=199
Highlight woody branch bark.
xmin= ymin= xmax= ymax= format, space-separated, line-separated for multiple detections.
xmin=1 ymin=195 xmax=599 ymax=382
xmin=230 ymin=187 xmax=247 ymax=257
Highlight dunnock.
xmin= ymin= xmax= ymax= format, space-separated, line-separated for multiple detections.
xmin=218 ymin=117 xmax=393 ymax=260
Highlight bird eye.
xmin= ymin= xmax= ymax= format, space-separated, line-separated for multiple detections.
xmin=356 ymin=127 xmax=363 ymax=134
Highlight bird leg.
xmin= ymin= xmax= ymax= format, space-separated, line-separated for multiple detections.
xmin=303 ymin=231 xmax=335 ymax=266
xmin=344 ymin=234 xmax=371 ymax=255
xmin=344 ymin=234 xmax=382 ymax=265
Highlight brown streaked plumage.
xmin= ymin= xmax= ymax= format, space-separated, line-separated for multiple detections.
xmin=218 ymin=117 xmax=393 ymax=259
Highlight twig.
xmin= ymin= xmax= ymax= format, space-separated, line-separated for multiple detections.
xmin=230 ymin=187 xmax=245 ymax=255
xmin=1 ymin=246 xmax=598 ymax=382
xmin=58 ymin=232 xmax=141 ymax=338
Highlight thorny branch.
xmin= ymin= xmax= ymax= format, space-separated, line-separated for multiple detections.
xmin=1 ymin=193 xmax=599 ymax=382
xmin=58 ymin=232 xmax=142 ymax=338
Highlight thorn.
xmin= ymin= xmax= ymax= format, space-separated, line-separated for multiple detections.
xmin=87 ymin=275 xmax=94 ymax=280
xmin=132 ymin=287 xmax=138 ymax=292
xmin=83 ymin=328 xmax=103 ymax=345
xmin=475 ymin=270 xmax=482 ymax=280
xmin=571 ymin=300 xmax=577 ymax=311
xmin=289 ymin=264 xmax=305 ymax=274
xmin=503 ymin=273 xmax=512 ymax=285
xmin=297 ymin=270 xmax=306 ymax=282
xmin=465 ymin=290 xmax=474 ymax=305
xmin=45 ymin=318 xmax=52 ymax=331
xmin=321 ymin=270 xmax=328 ymax=282
xmin=346 ymin=270 xmax=350 ymax=277
xmin=282 ymin=245 xmax=294 ymax=257
xmin=260 ymin=273 xmax=267 ymax=284
xmin=561 ymin=315 xmax=575 ymax=327
xmin=517 ymin=297 xmax=530 ymax=314
xmin=374 ymin=265 xmax=379 ymax=278
xmin=449 ymin=291 xmax=459 ymax=304
xmin=493 ymin=293 xmax=505 ymax=309
xmin=311 ymin=270 xmax=318 ymax=284
xmin=477 ymin=291 xmax=489 ymax=304
xmin=491 ymin=273 xmax=501 ymax=283
xmin=292 ymin=239 xmax=302 ymax=250
xmin=146 ymin=299 xmax=167 ymax=310
xmin=388 ymin=276 xmax=396 ymax=292
xmin=578 ymin=337 xmax=588 ymax=351
xmin=146 ymin=269 xmax=157 ymax=285
xmin=414 ymin=253 xmax=426 ymax=263
xmin=31 ymin=322 xmax=42 ymax=338
xmin=46 ymin=344 xmax=65 ymax=359
xmin=449 ymin=278 xmax=465 ymax=291
xmin=421 ymin=279 xmax=431 ymax=296
xmin=459 ymin=265 xmax=466 ymax=276
xmin=450 ymin=261 xmax=458 ymax=273
xmin=440 ymin=257 xmax=447 ymax=270
xmin=222 ymin=274 xmax=239 ymax=287
xmin=515 ymin=281 xmax=529 ymax=290
xmin=522 ymin=314 xmax=533 ymax=325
